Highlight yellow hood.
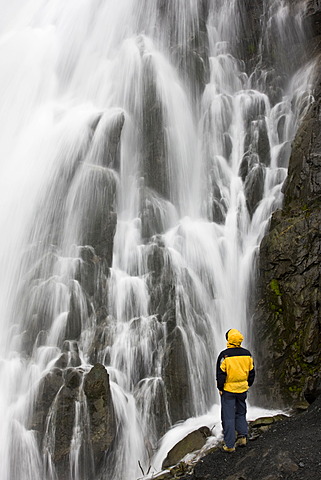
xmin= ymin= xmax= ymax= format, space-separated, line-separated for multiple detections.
xmin=227 ymin=328 xmax=244 ymax=348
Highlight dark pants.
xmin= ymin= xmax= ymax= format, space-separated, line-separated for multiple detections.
xmin=221 ymin=390 xmax=248 ymax=448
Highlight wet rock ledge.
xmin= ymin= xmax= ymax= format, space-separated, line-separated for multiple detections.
xmin=142 ymin=397 xmax=321 ymax=480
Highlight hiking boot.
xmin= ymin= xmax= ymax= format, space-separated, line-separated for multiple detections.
xmin=222 ymin=444 xmax=235 ymax=453
xmin=235 ymin=436 xmax=247 ymax=447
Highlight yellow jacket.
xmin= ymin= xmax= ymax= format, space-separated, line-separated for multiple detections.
xmin=216 ymin=329 xmax=255 ymax=393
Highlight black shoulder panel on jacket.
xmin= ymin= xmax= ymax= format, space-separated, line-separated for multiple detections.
xmin=220 ymin=347 xmax=252 ymax=358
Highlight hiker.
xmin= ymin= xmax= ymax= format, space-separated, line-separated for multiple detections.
xmin=216 ymin=328 xmax=255 ymax=452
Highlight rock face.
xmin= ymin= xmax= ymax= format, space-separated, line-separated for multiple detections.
xmin=31 ymin=363 xmax=116 ymax=480
xmin=157 ymin=0 xmax=210 ymax=100
xmin=163 ymin=327 xmax=194 ymax=424
xmin=253 ymin=51 xmax=321 ymax=407
xmin=83 ymin=364 xmax=116 ymax=464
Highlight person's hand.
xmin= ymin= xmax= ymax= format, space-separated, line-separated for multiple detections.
xmin=219 ymin=390 xmax=223 ymax=396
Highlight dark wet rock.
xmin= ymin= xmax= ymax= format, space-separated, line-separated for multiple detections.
xmin=86 ymin=109 xmax=124 ymax=169
xmin=244 ymin=121 xmax=270 ymax=170
xmin=47 ymin=369 xmax=86 ymax=480
xmin=282 ymin=67 xmax=321 ymax=207
xmin=87 ymin=317 xmax=114 ymax=365
xmin=162 ymin=303 xmax=177 ymax=337
xmin=244 ymin=116 xmax=271 ymax=167
xmin=169 ymin=461 xmax=192 ymax=478
xmin=74 ymin=247 xmax=111 ymax=347
xmin=151 ymin=382 xmax=171 ymax=441
xmin=64 ymin=367 xmax=82 ymax=389
xmin=153 ymin=472 xmax=173 ymax=480
xmin=65 ymin=287 xmax=84 ymax=341
xmin=259 ymin=0 xmax=309 ymax=79
xmin=99 ymin=111 xmax=125 ymax=170
xmin=135 ymin=377 xmax=171 ymax=452
xmin=87 ymin=264 xmax=113 ymax=334
xmin=140 ymin=200 xmax=163 ymax=240
xmin=140 ymin=183 xmax=170 ymax=239
xmin=236 ymin=1 xmax=263 ymax=71
xmin=125 ymin=316 xmax=165 ymax=386
xmin=239 ymin=155 xmax=250 ymax=182
xmin=239 ymin=153 xmax=260 ymax=183
xmin=52 ymin=379 xmax=79 ymax=463
xmin=77 ymin=167 xmax=117 ymax=261
xmin=54 ymin=341 xmax=81 ymax=369
xmin=31 ymin=363 xmax=116 ymax=479
xmin=223 ymin=132 xmax=233 ymax=161
xmin=83 ymin=363 xmax=116 ymax=464
xmin=162 ymin=426 xmax=212 ymax=469
xmin=211 ymin=198 xmax=226 ymax=224
xmin=304 ymin=0 xmax=321 ymax=38
xmin=243 ymin=96 xmax=267 ymax=133
xmin=50 ymin=367 xmax=97 ymax=480
xmin=256 ymin=117 xmax=271 ymax=166
xmin=244 ymin=163 xmax=265 ymax=216
xmin=30 ymin=368 xmax=63 ymax=436
xmin=77 ymin=246 xmax=97 ymax=297
xmin=253 ymin=60 xmax=321 ymax=408
xmin=54 ymin=353 xmax=73 ymax=369
xmin=173 ymin=42 xmax=209 ymax=101
xmin=276 ymin=141 xmax=292 ymax=168
xmin=157 ymin=0 xmax=210 ymax=99
xmin=277 ymin=114 xmax=286 ymax=143
xmin=163 ymin=327 xmax=193 ymax=424
xmin=254 ymin=204 xmax=321 ymax=407
xmin=207 ymin=175 xmax=228 ymax=224
xmin=249 ymin=414 xmax=288 ymax=429
xmin=142 ymin=54 xmax=169 ymax=200
xmin=147 ymin=244 xmax=177 ymax=323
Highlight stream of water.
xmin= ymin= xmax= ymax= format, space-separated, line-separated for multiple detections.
xmin=0 ymin=1 xmax=315 ymax=479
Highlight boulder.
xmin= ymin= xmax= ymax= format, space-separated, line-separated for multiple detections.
xmin=249 ymin=414 xmax=287 ymax=429
xmin=162 ymin=426 xmax=212 ymax=469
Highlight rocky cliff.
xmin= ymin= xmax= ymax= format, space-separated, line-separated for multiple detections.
xmin=253 ymin=2 xmax=321 ymax=407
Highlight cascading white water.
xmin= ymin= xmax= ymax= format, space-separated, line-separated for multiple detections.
xmin=0 ymin=1 xmax=316 ymax=479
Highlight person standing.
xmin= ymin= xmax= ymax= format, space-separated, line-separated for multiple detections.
xmin=216 ymin=328 xmax=255 ymax=452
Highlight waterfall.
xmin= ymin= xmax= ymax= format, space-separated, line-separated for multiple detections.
xmin=0 ymin=1 xmax=316 ymax=479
